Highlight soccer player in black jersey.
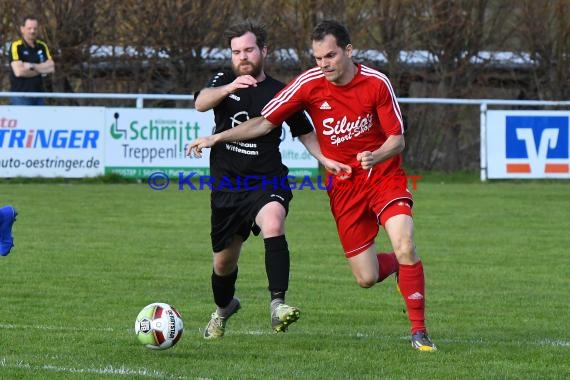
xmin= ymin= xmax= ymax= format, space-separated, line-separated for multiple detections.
xmin=193 ymin=22 xmax=322 ymax=338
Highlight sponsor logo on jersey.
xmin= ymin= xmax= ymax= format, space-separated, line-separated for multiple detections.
xmin=226 ymin=111 xmax=260 ymax=155
xmin=321 ymin=114 xmax=373 ymax=146
xmin=319 ymin=101 xmax=332 ymax=110
xmin=230 ymin=111 xmax=249 ymax=128
xmin=505 ymin=116 xmax=569 ymax=174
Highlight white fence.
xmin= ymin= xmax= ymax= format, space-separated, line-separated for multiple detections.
xmin=0 ymin=91 xmax=195 ymax=108
xmin=1 ymin=92 xmax=569 ymax=181
xmin=396 ymin=98 xmax=570 ymax=181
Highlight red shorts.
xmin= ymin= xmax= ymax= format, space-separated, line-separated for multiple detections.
xmin=327 ymin=170 xmax=413 ymax=258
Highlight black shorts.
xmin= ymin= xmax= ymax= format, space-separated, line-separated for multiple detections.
xmin=210 ymin=188 xmax=293 ymax=252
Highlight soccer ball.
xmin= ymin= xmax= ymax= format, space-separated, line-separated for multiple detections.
xmin=134 ymin=302 xmax=184 ymax=350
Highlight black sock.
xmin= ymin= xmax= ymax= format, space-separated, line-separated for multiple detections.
xmin=264 ymin=235 xmax=289 ymax=302
xmin=211 ymin=267 xmax=238 ymax=308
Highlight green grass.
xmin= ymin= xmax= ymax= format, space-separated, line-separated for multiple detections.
xmin=1 ymin=177 xmax=569 ymax=379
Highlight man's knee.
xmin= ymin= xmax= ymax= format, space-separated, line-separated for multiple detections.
xmin=353 ymin=272 xmax=377 ymax=288
xmin=259 ymin=217 xmax=285 ymax=237
xmin=213 ymin=258 xmax=237 ymax=275
xmin=393 ymin=239 xmax=418 ymax=263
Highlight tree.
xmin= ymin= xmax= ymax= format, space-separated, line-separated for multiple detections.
xmin=403 ymin=0 xmax=514 ymax=170
xmin=513 ymin=0 xmax=570 ymax=100
xmin=1 ymin=0 xmax=567 ymax=170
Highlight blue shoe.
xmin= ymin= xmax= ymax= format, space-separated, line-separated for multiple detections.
xmin=0 ymin=205 xmax=17 ymax=256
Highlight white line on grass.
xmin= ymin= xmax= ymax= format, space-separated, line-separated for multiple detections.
xmin=537 ymin=339 xmax=570 ymax=347
xmin=0 ymin=323 xmax=114 ymax=332
xmin=5 ymin=323 xmax=569 ymax=348
xmin=239 ymin=329 xmax=570 ymax=347
xmin=0 ymin=358 xmax=187 ymax=379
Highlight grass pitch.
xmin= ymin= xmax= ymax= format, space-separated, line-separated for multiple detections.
xmin=1 ymin=175 xmax=569 ymax=379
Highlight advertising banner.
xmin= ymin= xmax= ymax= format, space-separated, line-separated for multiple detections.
xmin=104 ymin=108 xmax=318 ymax=179
xmin=1 ymin=106 xmax=317 ymax=179
xmin=104 ymin=108 xmax=211 ymax=178
xmin=486 ymin=111 xmax=570 ymax=179
xmin=0 ymin=106 xmax=105 ymax=177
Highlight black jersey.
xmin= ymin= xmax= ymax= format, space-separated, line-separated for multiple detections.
xmin=199 ymin=70 xmax=313 ymax=191
xmin=8 ymin=38 xmax=52 ymax=93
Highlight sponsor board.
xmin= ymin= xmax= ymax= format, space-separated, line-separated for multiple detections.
xmin=0 ymin=106 xmax=105 ymax=177
xmin=0 ymin=107 xmax=318 ymax=178
xmin=105 ymin=108 xmax=317 ymax=178
xmin=486 ymin=111 xmax=569 ymax=179
xmin=104 ymin=108 xmax=210 ymax=178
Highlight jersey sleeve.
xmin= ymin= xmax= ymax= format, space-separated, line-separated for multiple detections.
xmin=37 ymin=40 xmax=52 ymax=60
xmin=376 ymin=78 xmax=404 ymax=136
xmin=284 ymin=110 xmax=313 ymax=137
xmin=261 ymin=78 xmax=306 ymax=126
xmin=9 ymin=41 xmax=20 ymax=62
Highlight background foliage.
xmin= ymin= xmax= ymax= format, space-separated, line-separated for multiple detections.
xmin=1 ymin=0 xmax=569 ymax=171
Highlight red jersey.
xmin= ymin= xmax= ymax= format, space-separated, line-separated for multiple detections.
xmin=261 ymin=64 xmax=404 ymax=177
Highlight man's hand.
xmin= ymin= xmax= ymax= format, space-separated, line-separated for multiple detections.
xmin=186 ymin=135 xmax=217 ymax=158
xmin=195 ymin=75 xmax=258 ymax=112
xmin=356 ymin=151 xmax=375 ymax=170
xmin=226 ymin=75 xmax=258 ymax=93
xmin=356 ymin=135 xmax=404 ymax=170
xmin=322 ymin=157 xmax=352 ymax=178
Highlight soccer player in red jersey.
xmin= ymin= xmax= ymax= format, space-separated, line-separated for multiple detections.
xmin=188 ymin=20 xmax=437 ymax=351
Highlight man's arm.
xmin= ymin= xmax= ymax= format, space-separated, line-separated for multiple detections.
xmin=186 ymin=116 xmax=276 ymax=157
xmin=194 ymin=86 xmax=230 ymax=112
xmin=36 ymin=59 xmax=55 ymax=75
xmin=298 ymin=132 xmax=352 ymax=175
xmin=10 ymin=59 xmax=54 ymax=77
xmin=195 ymin=75 xmax=258 ymax=112
xmin=10 ymin=61 xmax=37 ymax=77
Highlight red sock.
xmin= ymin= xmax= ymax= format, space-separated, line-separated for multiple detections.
xmin=377 ymin=252 xmax=398 ymax=282
xmin=398 ymin=261 xmax=426 ymax=334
